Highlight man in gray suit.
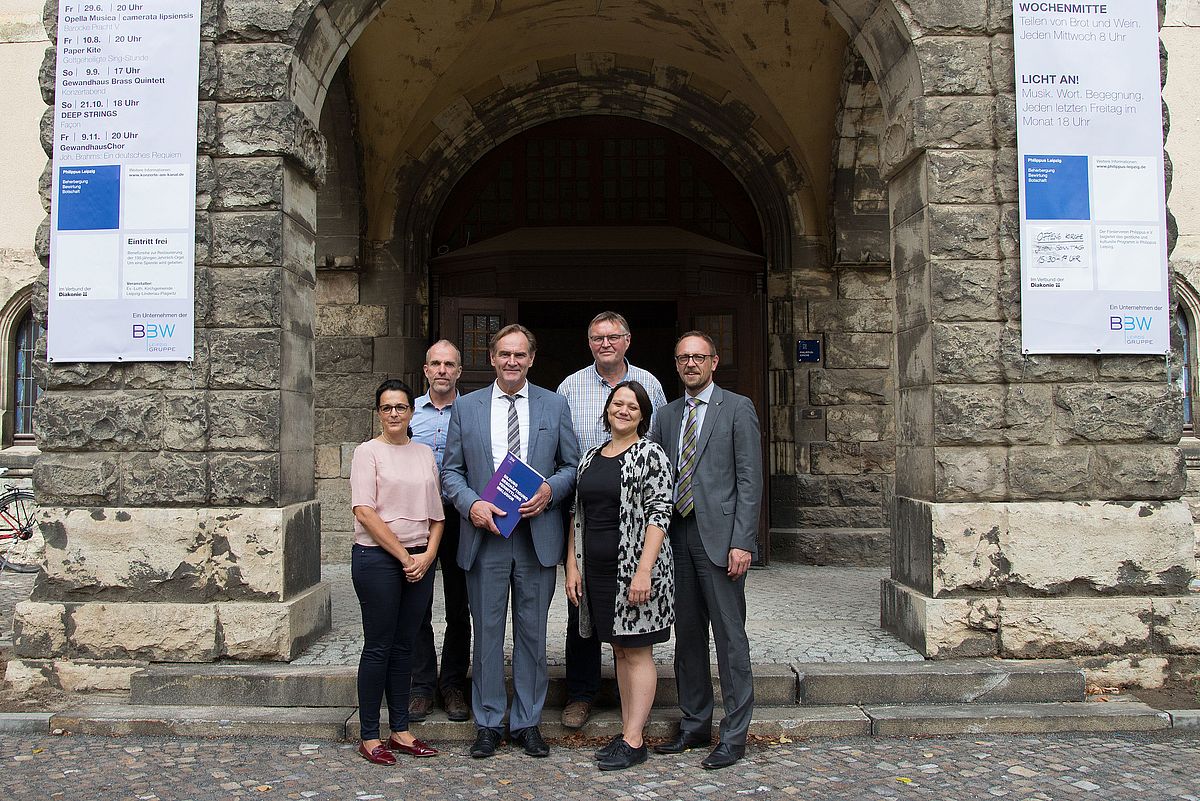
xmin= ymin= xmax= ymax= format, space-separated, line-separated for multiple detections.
xmin=649 ymin=330 xmax=762 ymax=770
xmin=441 ymin=324 xmax=580 ymax=759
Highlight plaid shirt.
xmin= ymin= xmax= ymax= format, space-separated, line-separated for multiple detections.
xmin=556 ymin=360 xmax=669 ymax=453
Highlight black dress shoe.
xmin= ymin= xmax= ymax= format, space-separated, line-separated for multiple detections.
xmin=597 ymin=738 xmax=648 ymax=771
xmin=510 ymin=725 xmax=550 ymax=757
xmin=653 ymin=730 xmax=712 ymax=754
xmin=469 ymin=728 xmax=502 ymax=758
xmin=594 ymin=733 xmax=623 ymax=760
xmin=701 ymin=742 xmax=746 ymax=770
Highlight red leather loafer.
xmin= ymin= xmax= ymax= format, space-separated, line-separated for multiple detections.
xmin=358 ymin=742 xmax=397 ymax=765
xmin=388 ymin=735 xmax=438 ymax=757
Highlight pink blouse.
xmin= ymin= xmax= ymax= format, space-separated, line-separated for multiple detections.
xmin=350 ymin=438 xmax=445 ymax=548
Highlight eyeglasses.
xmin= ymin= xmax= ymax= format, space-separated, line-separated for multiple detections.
xmin=589 ymin=334 xmax=629 ymax=345
xmin=675 ymin=354 xmax=715 ymax=365
xmin=378 ymin=404 xmax=411 ymax=414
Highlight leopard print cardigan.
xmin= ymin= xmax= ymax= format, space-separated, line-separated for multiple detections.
xmin=572 ymin=436 xmax=675 ymax=638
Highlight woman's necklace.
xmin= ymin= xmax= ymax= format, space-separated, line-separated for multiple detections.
xmin=604 ymin=434 xmax=638 ymax=456
xmin=380 ymin=433 xmax=410 ymax=446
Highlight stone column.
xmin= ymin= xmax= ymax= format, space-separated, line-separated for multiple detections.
xmin=880 ymin=4 xmax=1199 ymax=685
xmin=8 ymin=22 xmax=331 ymax=691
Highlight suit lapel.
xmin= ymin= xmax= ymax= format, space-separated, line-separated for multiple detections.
xmin=695 ymin=385 xmax=724 ymax=460
xmin=524 ymin=384 xmax=542 ymax=459
xmin=664 ymin=399 xmax=685 ymax=467
xmin=476 ymin=387 xmax=492 ymax=463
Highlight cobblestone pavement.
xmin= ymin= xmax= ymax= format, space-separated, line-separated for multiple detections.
xmin=294 ymin=563 xmax=924 ymax=666
xmin=2 ymin=731 xmax=1198 ymax=800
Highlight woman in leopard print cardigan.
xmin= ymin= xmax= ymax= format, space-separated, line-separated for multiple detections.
xmin=565 ymin=381 xmax=674 ymax=770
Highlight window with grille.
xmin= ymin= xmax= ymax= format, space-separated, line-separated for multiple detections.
xmin=693 ymin=313 xmax=735 ymax=366
xmin=1178 ymin=305 xmax=1193 ymax=433
xmin=461 ymin=314 xmax=502 ymax=369
xmin=14 ymin=309 xmax=41 ymax=440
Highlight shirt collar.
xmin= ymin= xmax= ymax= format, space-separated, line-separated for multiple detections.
xmin=592 ymin=359 xmax=631 ymax=387
xmin=688 ymin=382 xmax=716 ymax=406
xmin=416 ymin=391 xmax=456 ymax=410
xmin=492 ymin=381 xmax=529 ymax=400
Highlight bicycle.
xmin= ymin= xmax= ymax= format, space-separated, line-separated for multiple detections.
xmin=0 ymin=484 xmax=39 ymax=574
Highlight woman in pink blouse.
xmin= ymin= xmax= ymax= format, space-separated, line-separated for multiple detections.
xmin=350 ymin=379 xmax=444 ymax=765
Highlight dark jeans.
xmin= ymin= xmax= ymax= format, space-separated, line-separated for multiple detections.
xmin=411 ymin=507 xmax=471 ymax=698
xmin=352 ymin=543 xmax=436 ymax=740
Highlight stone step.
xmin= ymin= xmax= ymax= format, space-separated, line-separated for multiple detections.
xmin=42 ymin=699 xmax=1171 ymax=741
xmin=129 ymin=663 xmax=798 ymax=708
xmin=862 ymin=699 xmax=1170 ymax=736
xmin=797 ymin=659 xmax=1085 ymax=706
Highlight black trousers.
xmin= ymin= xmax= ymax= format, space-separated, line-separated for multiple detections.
xmin=410 ymin=507 xmax=471 ymax=697
xmin=352 ymin=543 xmax=435 ymax=740
xmin=564 ymin=509 xmax=601 ymax=702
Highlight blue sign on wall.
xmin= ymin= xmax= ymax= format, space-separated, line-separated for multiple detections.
xmin=1024 ymin=155 xmax=1089 ymax=221
xmin=57 ymin=165 xmax=121 ymax=231
xmin=796 ymin=339 xmax=821 ymax=363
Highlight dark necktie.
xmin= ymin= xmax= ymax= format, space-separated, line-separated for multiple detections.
xmin=676 ymin=398 xmax=700 ymax=515
xmin=504 ymin=394 xmax=520 ymax=456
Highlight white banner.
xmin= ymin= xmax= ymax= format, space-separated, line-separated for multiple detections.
xmin=1014 ymin=1 xmax=1169 ymax=354
xmin=49 ymin=0 xmax=200 ymax=362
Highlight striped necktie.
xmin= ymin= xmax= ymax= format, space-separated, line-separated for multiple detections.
xmin=676 ymin=398 xmax=700 ymax=516
xmin=504 ymin=394 xmax=520 ymax=457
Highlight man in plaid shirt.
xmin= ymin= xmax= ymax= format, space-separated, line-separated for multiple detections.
xmin=555 ymin=310 xmax=668 ymax=729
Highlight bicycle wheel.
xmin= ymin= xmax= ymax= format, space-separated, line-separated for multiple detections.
xmin=0 ymin=489 xmax=41 ymax=573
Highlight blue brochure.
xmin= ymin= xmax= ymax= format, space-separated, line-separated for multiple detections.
xmin=480 ymin=452 xmax=546 ymax=538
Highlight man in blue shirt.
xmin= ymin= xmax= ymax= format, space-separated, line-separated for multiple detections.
xmin=409 ymin=339 xmax=470 ymax=722
xmin=555 ymin=311 xmax=668 ymax=729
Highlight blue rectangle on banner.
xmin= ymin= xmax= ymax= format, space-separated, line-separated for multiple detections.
xmin=1024 ymin=155 xmax=1089 ymax=221
xmin=57 ymin=165 xmax=120 ymax=230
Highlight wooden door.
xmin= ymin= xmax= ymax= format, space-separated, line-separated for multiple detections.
xmin=677 ymin=294 xmax=770 ymax=563
xmin=439 ymin=296 xmax=517 ymax=393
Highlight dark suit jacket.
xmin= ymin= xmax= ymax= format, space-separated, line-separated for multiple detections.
xmin=441 ymin=382 xmax=580 ymax=570
xmin=649 ymin=384 xmax=762 ymax=567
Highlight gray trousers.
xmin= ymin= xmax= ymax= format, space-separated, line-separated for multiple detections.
xmin=671 ymin=512 xmax=754 ymax=746
xmin=464 ymin=520 xmax=557 ymax=732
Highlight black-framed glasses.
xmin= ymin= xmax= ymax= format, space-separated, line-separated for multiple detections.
xmin=378 ymin=404 xmax=411 ymax=414
xmin=589 ymin=333 xmax=629 ymax=344
xmin=675 ymin=353 xmax=714 ymax=365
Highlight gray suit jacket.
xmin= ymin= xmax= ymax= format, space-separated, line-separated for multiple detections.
xmin=649 ymin=384 xmax=762 ymax=567
xmin=441 ymin=382 xmax=580 ymax=570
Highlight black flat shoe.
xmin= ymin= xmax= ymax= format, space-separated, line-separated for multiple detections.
xmin=510 ymin=725 xmax=550 ymax=757
xmin=594 ymin=733 xmax=623 ymax=760
xmin=653 ymin=730 xmax=712 ymax=754
xmin=701 ymin=742 xmax=745 ymax=770
xmin=598 ymin=738 xmax=648 ymax=771
xmin=470 ymin=728 xmax=502 ymax=758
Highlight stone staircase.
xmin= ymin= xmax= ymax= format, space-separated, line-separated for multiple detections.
xmin=37 ymin=658 xmax=1173 ymax=741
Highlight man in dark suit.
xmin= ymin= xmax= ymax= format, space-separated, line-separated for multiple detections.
xmin=441 ymin=324 xmax=580 ymax=759
xmin=649 ymin=330 xmax=762 ymax=770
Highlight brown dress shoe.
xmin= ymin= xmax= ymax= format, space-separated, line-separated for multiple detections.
xmin=442 ymin=687 xmax=470 ymax=722
xmin=561 ymin=699 xmax=592 ymax=729
xmin=408 ymin=695 xmax=434 ymax=723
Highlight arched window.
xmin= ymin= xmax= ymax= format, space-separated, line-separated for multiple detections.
xmin=1178 ymin=304 xmax=1194 ymax=434
xmin=13 ymin=309 xmax=40 ymax=441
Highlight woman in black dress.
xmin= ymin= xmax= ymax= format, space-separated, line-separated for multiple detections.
xmin=565 ymin=380 xmax=674 ymax=770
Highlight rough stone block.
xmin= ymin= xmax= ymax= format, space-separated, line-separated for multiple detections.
xmin=216 ymin=43 xmax=292 ymax=101
xmin=207 ymin=329 xmax=282 ymax=389
xmin=907 ymin=0 xmax=988 ymax=31
xmin=915 ymin=37 xmax=993 ymax=95
xmin=932 ymin=322 xmax=1004 ymax=382
xmin=216 ymin=102 xmax=326 ymax=182
xmin=217 ymin=582 xmax=331 ymax=660
xmin=1091 ymin=445 xmax=1185 ymax=499
xmin=933 ymin=384 xmax=1051 ymax=445
xmin=38 ymin=361 xmax=119 ymax=391
xmin=11 ymin=601 xmax=68 ymax=658
xmin=810 ymin=441 xmax=895 ymax=475
xmin=317 ymin=478 xmax=354 ymax=533
xmin=934 ymin=445 xmax=1007 ymax=500
xmin=931 ymin=260 xmax=1003 ymax=321
xmin=120 ymin=452 xmax=208 ymax=506
xmin=69 ymin=602 xmax=219 ymax=661
xmin=928 ymin=204 xmax=1000 ymax=260
xmin=1054 ymin=384 xmax=1181 ymax=443
xmin=314 ymin=372 xmax=384 ymax=409
xmin=837 ymin=267 xmax=893 ymax=299
xmin=880 ymin=579 xmax=999 ymax=658
xmin=1154 ymin=596 xmax=1200 ymax=653
xmin=808 ymin=299 xmax=893 ymax=333
xmin=826 ymin=405 xmax=895 ymax=442
xmin=999 ymin=598 xmax=1153 ymax=657
xmin=810 ymin=369 xmax=892 ymax=405
xmin=214 ymin=157 xmax=285 ymax=210
xmin=315 ymin=337 xmax=373 ymax=373
xmin=929 ymin=500 xmax=1194 ymax=595
xmin=314 ymin=444 xmax=340 ymax=479
xmin=210 ymin=453 xmax=281 ymax=505
xmin=34 ymin=454 xmax=119 ymax=506
xmin=314 ymin=408 xmax=371 ymax=445
xmin=912 ymin=97 xmax=996 ymax=150
xmin=163 ymin=392 xmax=209 ymax=451
xmin=316 ymin=271 xmax=359 ymax=305
xmin=208 ymin=391 xmax=280 ymax=450
xmin=316 ymin=305 xmax=387 ymax=337
xmin=1071 ymin=655 xmax=1168 ymax=690
xmin=1008 ymin=446 xmax=1091 ymax=498
xmin=37 ymin=391 xmax=162 ymax=451
xmin=825 ymin=333 xmax=892 ymax=368
xmin=210 ymin=211 xmax=283 ymax=266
